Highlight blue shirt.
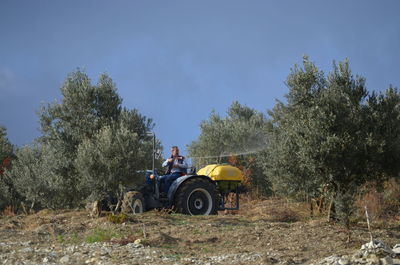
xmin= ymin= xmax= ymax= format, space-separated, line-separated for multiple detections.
xmin=162 ymin=157 xmax=188 ymax=174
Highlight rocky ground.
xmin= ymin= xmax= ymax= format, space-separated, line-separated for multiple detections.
xmin=0 ymin=198 xmax=399 ymax=265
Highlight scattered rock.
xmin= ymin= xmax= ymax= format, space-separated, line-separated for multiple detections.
xmin=85 ymin=257 xmax=98 ymax=264
xmin=19 ymin=247 xmax=32 ymax=252
xmin=361 ymin=239 xmax=395 ymax=256
xmin=338 ymin=257 xmax=350 ymax=265
xmin=393 ymin=244 xmax=400 ymax=255
xmin=366 ymin=254 xmax=380 ymax=264
xmin=316 ymin=240 xmax=400 ymax=265
xmin=59 ymin=255 xmax=70 ymax=263
xmin=380 ymin=256 xmax=394 ymax=265
xmin=0 ymin=209 xmax=398 ymax=265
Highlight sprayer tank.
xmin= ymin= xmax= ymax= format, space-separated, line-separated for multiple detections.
xmin=197 ymin=164 xmax=243 ymax=181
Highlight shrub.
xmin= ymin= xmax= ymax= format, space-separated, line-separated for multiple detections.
xmin=85 ymin=228 xmax=120 ymax=243
xmin=356 ymin=178 xmax=400 ymax=220
xmin=106 ymin=213 xmax=127 ymax=224
xmin=267 ymin=206 xmax=301 ymax=222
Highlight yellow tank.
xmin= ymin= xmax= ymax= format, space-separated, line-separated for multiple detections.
xmin=197 ymin=164 xmax=243 ymax=181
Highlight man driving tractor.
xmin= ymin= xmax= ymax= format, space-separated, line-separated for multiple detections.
xmin=161 ymin=146 xmax=188 ymax=194
xmin=121 ymin=145 xmax=243 ymax=215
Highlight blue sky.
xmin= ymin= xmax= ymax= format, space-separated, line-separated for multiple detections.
xmin=1 ymin=0 xmax=399 ymax=157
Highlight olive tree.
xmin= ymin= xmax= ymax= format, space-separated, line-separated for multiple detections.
xmin=263 ymin=57 xmax=387 ymax=227
xmin=9 ymin=70 xmax=157 ymax=209
xmin=188 ymin=101 xmax=270 ymax=193
xmin=75 ymin=122 xmax=154 ymax=208
xmin=0 ymin=126 xmax=17 ymax=209
xmin=7 ymin=144 xmax=69 ymax=209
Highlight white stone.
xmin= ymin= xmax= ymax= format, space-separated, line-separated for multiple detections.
xmin=338 ymin=258 xmax=350 ymax=265
xmin=21 ymin=241 xmax=32 ymax=246
xmin=60 ymin=255 xmax=70 ymax=263
xmin=85 ymin=257 xmax=98 ymax=264
xmin=66 ymin=246 xmax=75 ymax=252
xmin=352 ymin=251 xmax=363 ymax=259
xmin=366 ymin=254 xmax=380 ymax=264
xmin=393 ymin=244 xmax=400 ymax=254
xmin=381 ymin=256 xmax=394 ymax=265
xmin=361 ymin=240 xmax=395 ymax=255
xmin=361 ymin=239 xmax=386 ymax=250
xmin=19 ymin=247 xmax=32 ymax=252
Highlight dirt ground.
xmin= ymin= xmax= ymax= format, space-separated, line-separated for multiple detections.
xmin=0 ymin=198 xmax=399 ymax=265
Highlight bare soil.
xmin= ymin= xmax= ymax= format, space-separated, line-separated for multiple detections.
xmin=0 ymin=198 xmax=399 ymax=264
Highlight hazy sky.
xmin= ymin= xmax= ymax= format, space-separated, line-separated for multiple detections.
xmin=1 ymin=0 xmax=399 ymax=157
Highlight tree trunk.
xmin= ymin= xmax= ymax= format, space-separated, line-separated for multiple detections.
xmin=30 ymin=200 xmax=35 ymax=211
xmin=327 ymin=198 xmax=336 ymax=222
xmin=114 ymin=200 xmax=121 ymax=213
xmin=21 ymin=202 xmax=28 ymax=215
xmin=317 ymin=195 xmax=324 ymax=213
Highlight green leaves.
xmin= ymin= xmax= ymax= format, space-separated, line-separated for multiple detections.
xmin=0 ymin=126 xmax=16 ymax=209
xmin=189 ymin=101 xmax=267 ymax=161
xmin=75 ymin=122 xmax=150 ymax=202
xmin=0 ymin=127 xmax=13 ymax=164
xmin=40 ymin=70 xmax=123 ymax=147
xmin=7 ymin=70 xmax=156 ymax=209
xmin=7 ymin=143 xmax=71 ymax=209
xmin=264 ymin=57 xmax=400 ymax=222
xmin=365 ymin=86 xmax=400 ymax=181
xmin=188 ymin=101 xmax=270 ymax=193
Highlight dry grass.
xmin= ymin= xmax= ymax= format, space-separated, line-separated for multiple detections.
xmin=1 ymin=198 xmax=399 ymax=265
xmin=238 ymin=195 xmax=308 ymax=222
xmin=356 ymin=178 xmax=400 ymax=222
xmin=1 ymin=206 xmax=15 ymax=216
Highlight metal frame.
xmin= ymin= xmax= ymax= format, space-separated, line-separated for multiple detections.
xmin=218 ymin=186 xmax=240 ymax=211
xmin=146 ymin=131 xmax=159 ymax=200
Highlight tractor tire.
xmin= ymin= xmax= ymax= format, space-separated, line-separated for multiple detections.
xmin=174 ymin=178 xmax=218 ymax=215
xmin=121 ymin=191 xmax=145 ymax=214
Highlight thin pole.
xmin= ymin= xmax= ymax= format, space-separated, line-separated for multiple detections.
xmin=152 ymin=133 xmax=155 ymax=174
xmin=151 ymin=133 xmax=159 ymax=200
xmin=365 ymin=206 xmax=373 ymax=243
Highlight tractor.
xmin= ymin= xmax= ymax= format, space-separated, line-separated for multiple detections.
xmin=120 ymin=164 xmax=244 ymax=215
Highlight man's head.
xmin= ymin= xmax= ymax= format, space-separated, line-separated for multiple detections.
xmin=171 ymin=146 xmax=179 ymax=157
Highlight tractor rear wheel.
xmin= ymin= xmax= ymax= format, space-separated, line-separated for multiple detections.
xmin=174 ymin=178 xmax=218 ymax=215
xmin=121 ymin=191 xmax=145 ymax=214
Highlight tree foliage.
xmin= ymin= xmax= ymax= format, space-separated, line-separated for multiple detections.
xmin=188 ymin=101 xmax=270 ymax=193
xmin=7 ymin=144 xmax=67 ymax=209
xmin=7 ymin=70 xmax=157 ymax=209
xmin=3 ymin=59 xmax=399 ymax=215
xmin=0 ymin=126 xmax=16 ymax=209
xmin=365 ymin=86 xmax=400 ymax=182
xmin=263 ymin=57 xmax=400 ymax=224
xmin=75 ymin=123 xmax=152 ymax=203
xmin=0 ymin=127 xmax=13 ymax=168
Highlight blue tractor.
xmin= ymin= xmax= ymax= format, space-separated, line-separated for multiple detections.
xmin=120 ymin=164 xmax=243 ymax=216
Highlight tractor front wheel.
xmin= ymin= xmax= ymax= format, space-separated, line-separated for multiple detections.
xmin=174 ymin=178 xmax=218 ymax=215
xmin=121 ymin=191 xmax=145 ymax=214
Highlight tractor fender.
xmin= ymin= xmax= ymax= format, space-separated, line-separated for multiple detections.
xmin=167 ymin=175 xmax=215 ymax=204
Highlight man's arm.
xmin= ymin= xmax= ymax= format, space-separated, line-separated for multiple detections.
xmin=162 ymin=159 xmax=170 ymax=167
xmin=177 ymin=159 xmax=188 ymax=169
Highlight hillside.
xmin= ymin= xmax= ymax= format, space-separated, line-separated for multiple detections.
xmin=0 ymin=198 xmax=399 ymax=265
